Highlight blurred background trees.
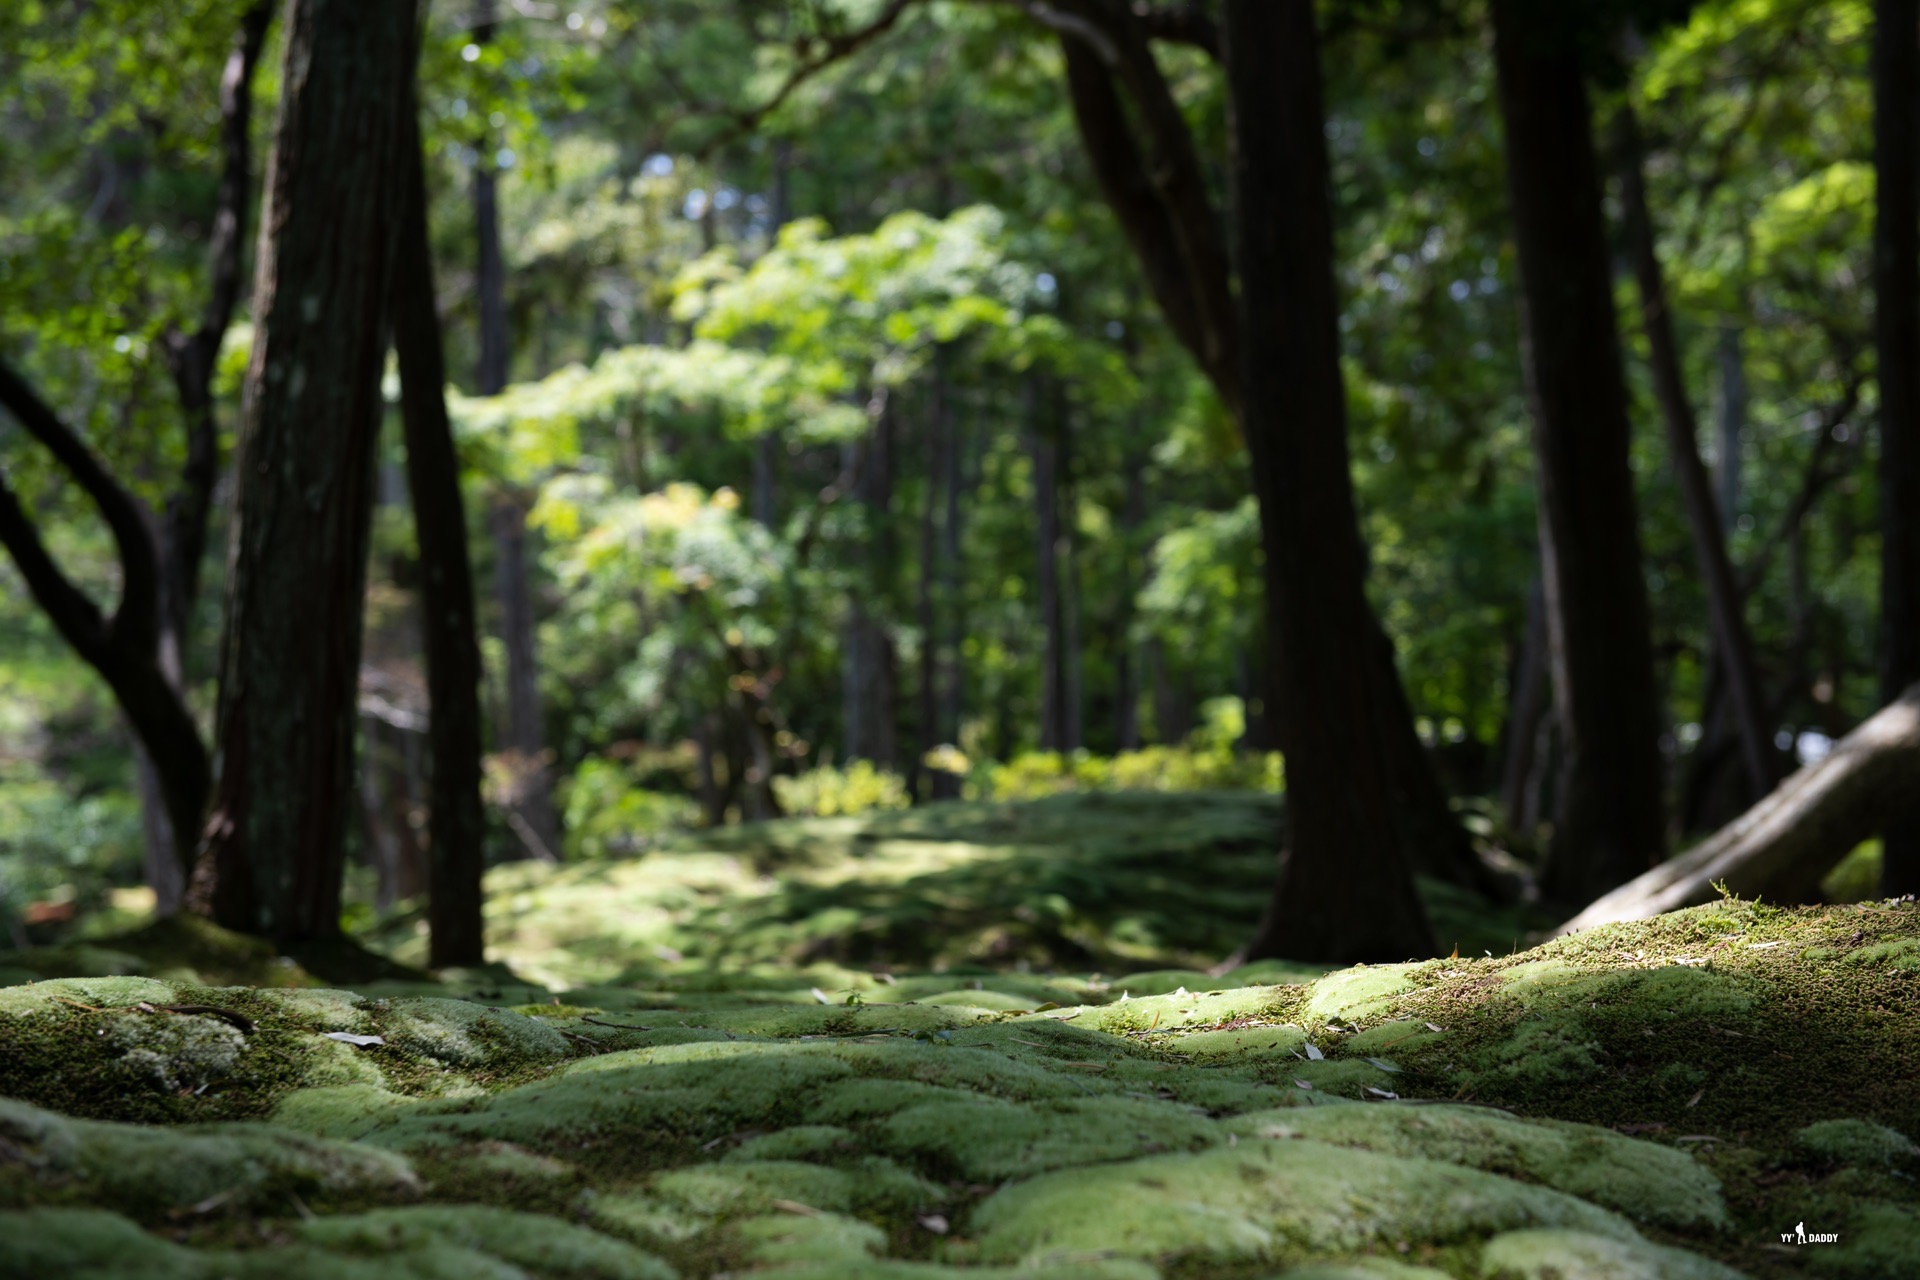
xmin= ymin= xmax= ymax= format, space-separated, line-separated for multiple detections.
xmin=1 ymin=0 xmax=1914 ymax=959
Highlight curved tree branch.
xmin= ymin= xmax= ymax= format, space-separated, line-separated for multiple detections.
xmin=0 ymin=359 xmax=159 ymax=651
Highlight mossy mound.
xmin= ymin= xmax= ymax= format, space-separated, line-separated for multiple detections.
xmin=1 ymin=888 xmax=1913 ymax=1278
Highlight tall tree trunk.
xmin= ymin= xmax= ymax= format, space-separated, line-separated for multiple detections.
xmin=1500 ymin=579 xmax=1551 ymax=828
xmin=1030 ymin=379 xmax=1067 ymax=753
xmin=1491 ymin=0 xmax=1668 ymax=904
xmin=1224 ymin=0 xmax=1434 ymax=963
xmin=394 ymin=100 xmax=489 ymax=967
xmin=1715 ymin=325 xmax=1747 ymax=536
xmin=914 ymin=378 xmax=950 ymax=800
xmin=470 ymin=2 xmax=559 ymax=864
xmin=844 ymin=405 xmax=898 ymax=767
xmin=1875 ymin=0 xmax=1920 ymax=895
xmin=1056 ymin=10 xmax=1480 ymax=901
xmin=193 ymin=0 xmax=419 ymax=942
xmin=1616 ymin=105 xmax=1777 ymax=802
xmin=1060 ymin=406 xmax=1086 ymax=753
xmin=934 ymin=354 xmax=967 ymax=798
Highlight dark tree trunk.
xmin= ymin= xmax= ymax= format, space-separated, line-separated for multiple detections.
xmin=1875 ymin=0 xmax=1920 ymax=895
xmin=844 ymin=405 xmax=899 ymax=767
xmin=471 ymin=3 xmax=559 ymax=863
xmin=1053 ymin=5 xmax=1481 ymax=903
xmin=1616 ymin=105 xmax=1777 ymax=803
xmin=1500 ymin=579 xmax=1551 ymax=828
xmin=934 ymin=355 xmax=967 ymax=798
xmin=1030 ymin=379 xmax=1068 ymax=753
xmin=394 ymin=101 xmax=489 ymax=967
xmin=193 ymin=0 xmax=419 ymax=943
xmin=1491 ymin=0 xmax=1668 ymax=904
xmin=1224 ymin=0 xmax=1435 ymax=964
xmin=1715 ymin=325 xmax=1747 ymax=536
xmin=490 ymin=496 xmax=559 ymax=860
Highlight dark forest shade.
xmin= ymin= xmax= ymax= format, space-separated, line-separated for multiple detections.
xmin=1491 ymin=0 xmax=1668 ymax=903
xmin=394 ymin=101 xmax=489 ymax=969
xmin=196 ymin=0 xmax=420 ymax=942
xmin=1876 ymin=0 xmax=1920 ymax=895
xmin=1223 ymin=0 xmax=1435 ymax=963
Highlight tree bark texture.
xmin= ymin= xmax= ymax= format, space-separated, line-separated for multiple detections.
xmin=1030 ymin=378 xmax=1070 ymax=753
xmin=1875 ymin=0 xmax=1920 ymax=894
xmin=843 ymin=406 xmax=898 ymax=767
xmin=394 ymin=101 xmax=490 ymax=967
xmin=1491 ymin=0 xmax=1669 ymax=904
xmin=194 ymin=0 xmax=419 ymax=943
xmin=1559 ymin=682 xmax=1920 ymax=933
xmin=1054 ymin=5 xmax=1482 ymax=901
xmin=1616 ymin=105 xmax=1777 ymax=802
xmin=1224 ymin=0 xmax=1436 ymax=964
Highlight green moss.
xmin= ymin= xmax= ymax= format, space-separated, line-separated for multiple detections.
xmin=1221 ymin=1103 xmax=1728 ymax=1230
xmin=293 ymin=1206 xmax=674 ymax=1279
xmin=377 ymin=997 xmax=572 ymax=1068
xmin=0 ymin=1097 xmax=418 ymax=1217
xmin=1302 ymin=965 xmax=1427 ymax=1023
xmin=1794 ymin=1117 xmax=1917 ymax=1166
xmin=878 ymin=1093 xmax=1221 ymax=1180
xmin=1477 ymin=1229 xmax=1748 ymax=1279
xmin=964 ymin=1139 xmax=1645 ymax=1267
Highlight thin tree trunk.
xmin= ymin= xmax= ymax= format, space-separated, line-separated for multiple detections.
xmin=490 ymin=496 xmax=559 ymax=860
xmin=934 ymin=355 xmax=966 ymax=798
xmin=1060 ymin=406 xmax=1085 ymax=753
xmin=1560 ymin=682 xmax=1920 ymax=932
xmin=1875 ymin=0 xmax=1920 ymax=895
xmin=130 ymin=730 xmax=184 ymax=915
xmin=1053 ymin=5 xmax=1479 ymax=899
xmin=1616 ymin=105 xmax=1777 ymax=802
xmin=394 ymin=99 xmax=489 ymax=965
xmin=1715 ymin=325 xmax=1747 ymax=536
xmin=1500 ymin=579 xmax=1551 ymax=826
xmin=845 ymin=405 xmax=899 ymax=767
xmin=1115 ymin=445 xmax=1148 ymax=752
xmin=915 ymin=382 xmax=944 ymax=800
xmin=1491 ymin=0 xmax=1669 ymax=905
xmin=193 ymin=0 xmax=419 ymax=942
xmin=1224 ymin=0 xmax=1435 ymax=963
xmin=1030 ymin=379 xmax=1067 ymax=753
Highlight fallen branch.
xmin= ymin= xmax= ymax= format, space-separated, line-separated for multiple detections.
xmin=1558 ymin=682 xmax=1920 ymax=933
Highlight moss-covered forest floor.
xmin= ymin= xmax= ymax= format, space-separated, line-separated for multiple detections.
xmin=0 ymin=794 xmax=1914 ymax=1279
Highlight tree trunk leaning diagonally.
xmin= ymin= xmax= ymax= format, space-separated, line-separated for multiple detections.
xmin=1223 ymin=0 xmax=1436 ymax=964
xmin=1491 ymin=0 xmax=1669 ymax=905
xmin=394 ymin=97 xmax=489 ymax=968
xmin=192 ymin=0 xmax=420 ymax=943
xmin=1616 ymin=105 xmax=1778 ymax=803
xmin=1052 ymin=5 xmax=1488 ymax=907
xmin=1558 ymin=682 xmax=1920 ymax=933
xmin=1874 ymin=0 xmax=1920 ymax=895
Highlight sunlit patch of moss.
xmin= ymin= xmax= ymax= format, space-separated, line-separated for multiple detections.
xmin=1476 ymin=1228 xmax=1747 ymax=1279
xmin=1222 ymin=1103 xmax=1727 ymax=1231
xmin=961 ymin=1139 xmax=1638 ymax=1267
xmin=1794 ymin=1117 xmax=1917 ymax=1167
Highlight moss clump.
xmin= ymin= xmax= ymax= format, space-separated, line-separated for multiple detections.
xmin=1222 ymin=1103 xmax=1728 ymax=1231
xmin=377 ymin=996 xmax=572 ymax=1068
xmin=0 ymin=1097 xmax=418 ymax=1218
xmin=1794 ymin=1117 xmax=1917 ymax=1167
xmin=1476 ymin=1228 xmax=1747 ymax=1279
xmin=962 ymin=1139 xmax=1637 ymax=1267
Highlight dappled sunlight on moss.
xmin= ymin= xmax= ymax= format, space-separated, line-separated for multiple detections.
xmin=1 ymin=856 xmax=1914 ymax=1278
